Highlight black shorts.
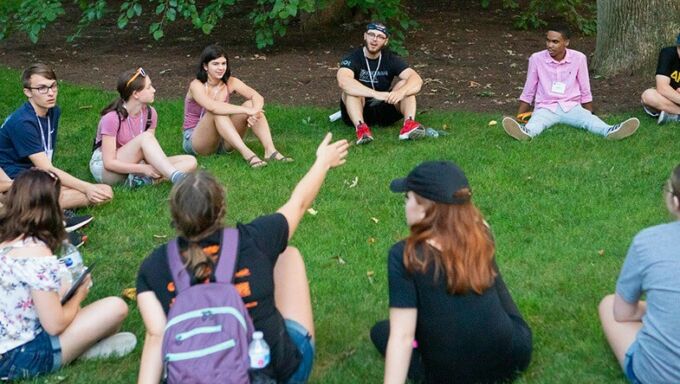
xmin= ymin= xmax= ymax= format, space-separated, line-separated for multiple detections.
xmin=340 ymin=99 xmax=403 ymax=127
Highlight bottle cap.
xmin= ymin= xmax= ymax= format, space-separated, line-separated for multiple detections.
xmin=253 ymin=331 xmax=263 ymax=340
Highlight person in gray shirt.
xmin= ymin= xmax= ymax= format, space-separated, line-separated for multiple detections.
xmin=599 ymin=163 xmax=680 ymax=384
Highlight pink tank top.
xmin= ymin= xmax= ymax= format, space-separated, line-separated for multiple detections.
xmin=182 ymin=82 xmax=230 ymax=130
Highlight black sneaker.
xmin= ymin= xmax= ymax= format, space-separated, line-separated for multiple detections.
xmin=67 ymin=231 xmax=87 ymax=248
xmin=64 ymin=211 xmax=94 ymax=233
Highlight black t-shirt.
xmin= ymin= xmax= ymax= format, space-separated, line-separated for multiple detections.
xmin=136 ymin=213 xmax=301 ymax=381
xmin=339 ymin=47 xmax=409 ymax=92
xmin=388 ymin=241 xmax=527 ymax=384
xmin=656 ymin=46 xmax=680 ymax=89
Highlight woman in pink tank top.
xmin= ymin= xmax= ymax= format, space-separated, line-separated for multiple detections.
xmin=90 ymin=68 xmax=197 ymax=187
xmin=181 ymin=44 xmax=292 ymax=168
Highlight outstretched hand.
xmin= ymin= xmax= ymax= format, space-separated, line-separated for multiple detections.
xmin=316 ymin=132 xmax=349 ymax=169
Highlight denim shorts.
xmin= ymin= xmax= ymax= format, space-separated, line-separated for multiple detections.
xmin=182 ymin=128 xmax=232 ymax=156
xmin=182 ymin=128 xmax=197 ymax=155
xmin=284 ymin=318 xmax=315 ymax=384
xmin=0 ymin=329 xmax=61 ymax=380
xmin=89 ymin=148 xmax=105 ymax=183
xmin=624 ymin=341 xmax=642 ymax=384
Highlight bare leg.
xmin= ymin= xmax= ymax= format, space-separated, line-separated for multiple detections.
xmin=59 ymin=187 xmax=91 ymax=209
xmin=59 ymin=297 xmax=129 ymax=364
xmin=189 ymin=112 xmax=225 ymax=155
xmin=101 ymin=131 xmax=189 ymax=184
xmin=273 ymin=246 xmax=314 ymax=339
xmin=641 ymin=88 xmax=680 ymax=114
xmin=167 ymin=155 xmax=198 ymax=173
xmin=392 ymin=80 xmax=417 ymax=120
xmin=341 ymin=93 xmax=366 ymax=127
xmin=598 ymin=294 xmax=643 ymax=368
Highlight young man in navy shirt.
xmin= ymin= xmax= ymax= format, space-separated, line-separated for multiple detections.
xmin=0 ymin=63 xmax=113 ymax=208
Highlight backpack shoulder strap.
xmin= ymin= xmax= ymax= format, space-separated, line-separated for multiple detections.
xmin=214 ymin=228 xmax=239 ymax=284
xmin=167 ymin=238 xmax=192 ymax=292
xmin=92 ymin=114 xmax=124 ymax=152
xmin=144 ymin=107 xmax=152 ymax=131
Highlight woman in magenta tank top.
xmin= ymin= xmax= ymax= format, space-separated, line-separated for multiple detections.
xmin=182 ymin=44 xmax=293 ymax=168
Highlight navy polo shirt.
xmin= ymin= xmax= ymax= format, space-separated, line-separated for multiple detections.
xmin=0 ymin=102 xmax=60 ymax=178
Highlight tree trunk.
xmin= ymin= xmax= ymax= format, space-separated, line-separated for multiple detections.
xmin=593 ymin=0 xmax=680 ymax=76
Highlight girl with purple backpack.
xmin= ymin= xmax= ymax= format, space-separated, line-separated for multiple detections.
xmin=136 ymin=133 xmax=349 ymax=383
xmin=90 ymin=68 xmax=197 ymax=188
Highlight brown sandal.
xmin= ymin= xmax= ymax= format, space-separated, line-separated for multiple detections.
xmin=246 ymin=155 xmax=267 ymax=168
xmin=266 ymin=151 xmax=294 ymax=163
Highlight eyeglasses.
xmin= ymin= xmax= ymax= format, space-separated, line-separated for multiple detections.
xmin=366 ymin=32 xmax=387 ymax=41
xmin=125 ymin=67 xmax=147 ymax=89
xmin=27 ymin=82 xmax=58 ymax=95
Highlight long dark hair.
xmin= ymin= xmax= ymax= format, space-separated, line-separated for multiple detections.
xmin=169 ymin=171 xmax=226 ymax=281
xmin=0 ymin=169 xmax=66 ymax=253
xmin=196 ymin=44 xmax=230 ymax=84
xmin=100 ymin=68 xmax=148 ymax=120
xmin=404 ymin=189 xmax=496 ymax=295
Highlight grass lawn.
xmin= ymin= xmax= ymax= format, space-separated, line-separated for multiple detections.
xmin=1 ymin=66 xmax=676 ymax=383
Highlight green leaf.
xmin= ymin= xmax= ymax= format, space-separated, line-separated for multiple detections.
xmin=201 ymin=23 xmax=213 ymax=34
xmin=166 ymin=8 xmax=176 ymax=21
xmin=133 ymin=3 xmax=142 ymax=16
xmin=153 ymin=28 xmax=164 ymax=39
xmin=155 ymin=3 xmax=165 ymax=14
xmin=117 ymin=16 xmax=129 ymax=29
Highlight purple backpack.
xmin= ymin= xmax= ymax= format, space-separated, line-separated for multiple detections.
xmin=162 ymin=228 xmax=254 ymax=384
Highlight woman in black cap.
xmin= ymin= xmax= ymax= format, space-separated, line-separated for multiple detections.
xmin=371 ymin=161 xmax=532 ymax=383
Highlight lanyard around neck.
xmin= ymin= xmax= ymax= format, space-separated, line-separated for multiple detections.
xmin=126 ymin=108 xmax=145 ymax=135
xmin=363 ymin=48 xmax=382 ymax=91
xmin=35 ymin=112 xmax=52 ymax=155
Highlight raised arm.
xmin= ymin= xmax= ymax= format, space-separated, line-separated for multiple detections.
xmin=277 ymin=133 xmax=349 ymax=239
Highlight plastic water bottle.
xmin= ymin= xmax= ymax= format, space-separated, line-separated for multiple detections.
xmin=58 ymin=241 xmax=85 ymax=282
xmin=249 ymin=331 xmax=270 ymax=369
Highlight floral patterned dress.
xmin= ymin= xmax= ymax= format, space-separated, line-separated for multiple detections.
xmin=0 ymin=238 xmax=64 ymax=354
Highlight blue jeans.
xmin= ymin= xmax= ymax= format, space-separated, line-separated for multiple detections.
xmin=525 ymin=104 xmax=612 ymax=137
xmin=624 ymin=341 xmax=642 ymax=384
xmin=0 ymin=329 xmax=61 ymax=380
xmin=284 ymin=319 xmax=315 ymax=384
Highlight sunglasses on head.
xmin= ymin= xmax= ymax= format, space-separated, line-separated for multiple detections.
xmin=125 ymin=67 xmax=147 ymax=89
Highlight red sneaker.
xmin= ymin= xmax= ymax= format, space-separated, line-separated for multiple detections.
xmin=356 ymin=123 xmax=374 ymax=145
xmin=399 ymin=119 xmax=426 ymax=140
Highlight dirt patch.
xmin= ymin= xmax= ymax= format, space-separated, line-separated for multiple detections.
xmin=0 ymin=1 xmax=651 ymax=116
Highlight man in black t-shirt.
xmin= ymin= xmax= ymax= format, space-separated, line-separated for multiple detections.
xmin=641 ymin=33 xmax=680 ymax=125
xmin=337 ymin=22 xmax=426 ymax=144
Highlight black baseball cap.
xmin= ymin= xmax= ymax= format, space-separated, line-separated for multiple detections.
xmin=390 ymin=161 xmax=470 ymax=204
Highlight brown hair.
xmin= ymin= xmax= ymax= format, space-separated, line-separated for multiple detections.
xmin=669 ymin=163 xmax=680 ymax=198
xmin=100 ymin=68 xmax=148 ymax=120
xmin=22 ymin=63 xmax=57 ymax=89
xmin=0 ymin=169 xmax=65 ymax=252
xmin=169 ymin=171 xmax=226 ymax=281
xmin=403 ymin=189 xmax=496 ymax=294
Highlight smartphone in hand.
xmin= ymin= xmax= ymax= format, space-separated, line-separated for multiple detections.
xmin=61 ymin=262 xmax=96 ymax=305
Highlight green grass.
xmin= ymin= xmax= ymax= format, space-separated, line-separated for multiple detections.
xmin=1 ymin=66 xmax=676 ymax=383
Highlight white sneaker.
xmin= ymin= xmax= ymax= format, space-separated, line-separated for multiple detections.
xmin=502 ymin=117 xmax=531 ymax=141
xmin=80 ymin=332 xmax=137 ymax=360
xmin=605 ymin=117 xmax=639 ymax=140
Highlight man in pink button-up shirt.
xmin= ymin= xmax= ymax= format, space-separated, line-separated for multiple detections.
xmin=502 ymin=24 xmax=639 ymax=141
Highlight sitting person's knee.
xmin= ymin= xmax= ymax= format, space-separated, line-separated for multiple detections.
xmin=599 ymin=294 xmax=615 ymax=317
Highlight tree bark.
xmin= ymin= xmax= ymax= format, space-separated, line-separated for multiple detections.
xmin=593 ymin=0 xmax=680 ymax=76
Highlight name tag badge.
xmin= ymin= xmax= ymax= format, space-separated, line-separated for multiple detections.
xmin=46 ymin=149 xmax=54 ymax=161
xmin=551 ymin=81 xmax=566 ymax=94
